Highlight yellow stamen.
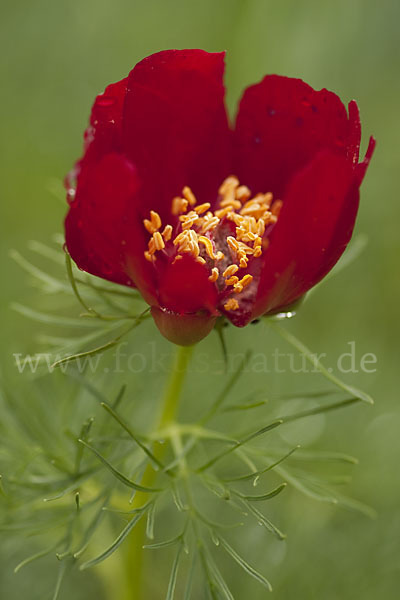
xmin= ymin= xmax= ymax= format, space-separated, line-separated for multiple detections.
xmin=262 ymin=192 xmax=273 ymax=208
xmin=220 ymin=197 xmax=242 ymax=210
xmin=209 ymin=267 xmax=219 ymax=282
xmin=227 ymin=236 xmax=239 ymax=251
xmin=182 ymin=186 xmax=197 ymax=206
xmin=144 ymin=250 xmax=155 ymax=263
xmin=224 ymin=298 xmax=239 ymax=311
xmin=235 ymin=185 xmax=251 ymax=203
xmin=225 ymin=275 xmax=239 ymax=286
xmin=153 ymin=231 xmax=165 ymax=251
xmin=195 ymin=202 xmax=211 ymax=215
xmin=271 ymin=199 xmax=283 ymax=217
xmin=257 ymin=219 xmax=265 ymax=237
xmin=198 ymin=236 xmax=219 ymax=260
xmin=226 ymin=212 xmax=243 ymax=226
xmin=223 ymin=264 xmax=239 ymax=278
xmin=162 ymin=224 xmax=173 ymax=242
xmin=198 ymin=213 xmax=220 ymax=234
xmin=179 ymin=210 xmax=199 ymax=230
xmin=219 ymin=176 xmax=239 ymax=195
xmin=218 ymin=175 xmax=241 ymax=211
xmin=215 ymin=206 xmax=235 ymax=218
xmin=234 ymin=274 xmax=253 ymax=293
xmin=237 ymin=230 xmax=258 ymax=243
xmin=171 ymin=196 xmax=188 ymax=215
xmin=144 ymin=210 xmax=162 ymax=234
xmin=173 ymin=230 xmax=200 ymax=258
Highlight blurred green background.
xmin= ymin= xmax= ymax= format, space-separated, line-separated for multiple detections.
xmin=1 ymin=0 xmax=399 ymax=598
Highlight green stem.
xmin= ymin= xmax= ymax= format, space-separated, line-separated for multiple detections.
xmin=120 ymin=344 xmax=194 ymax=600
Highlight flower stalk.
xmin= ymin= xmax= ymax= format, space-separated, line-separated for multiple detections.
xmin=119 ymin=344 xmax=194 ymax=600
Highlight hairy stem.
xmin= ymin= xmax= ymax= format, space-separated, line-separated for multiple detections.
xmin=120 ymin=344 xmax=194 ymax=600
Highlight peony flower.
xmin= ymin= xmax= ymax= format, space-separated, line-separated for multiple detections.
xmin=64 ymin=49 xmax=375 ymax=345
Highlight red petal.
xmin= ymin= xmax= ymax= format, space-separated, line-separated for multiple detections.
xmin=234 ymin=75 xmax=354 ymax=198
xmin=156 ymin=254 xmax=219 ymax=315
xmin=65 ymin=152 xmax=145 ymax=289
xmin=355 ymin=135 xmax=376 ymax=185
xmin=84 ymin=79 xmax=127 ymax=164
xmin=151 ymin=307 xmax=217 ymax=346
xmin=66 ymin=79 xmax=128 ymax=193
xmin=250 ymin=150 xmax=358 ymax=320
xmin=347 ymin=100 xmax=362 ymax=165
xmin=122 ymin=49 xmax=231 ymax=220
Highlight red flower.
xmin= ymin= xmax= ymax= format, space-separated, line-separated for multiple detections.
xmin=65 ymin=49 xmax=375 ymax=345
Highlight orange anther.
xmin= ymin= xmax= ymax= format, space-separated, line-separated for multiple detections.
xmin=223 ymin=264 xmax=239 ymax=278
xmin=195 ymin=202 xmax=211 ymax=215
xmin=153 ymin=231 xmax=165 ymax=251
xmin=182 ymin=186 xmax=197 ymax=206
xmin=162 ymin=224 xmax=173 ymax=242
xmin=224 ymin=298 xmax=239 ymax=311
xmin=209 ymin=267 xmax=219 ymax=282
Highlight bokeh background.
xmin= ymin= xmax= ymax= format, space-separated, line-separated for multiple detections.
xmin=1 ymin=0 xmax=399 ymax=598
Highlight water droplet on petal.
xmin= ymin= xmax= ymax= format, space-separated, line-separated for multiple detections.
xmin=67 ymin=188 xmax=76 ymax=203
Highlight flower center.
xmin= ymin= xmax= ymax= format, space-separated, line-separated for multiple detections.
xmin=142 ymin=176 xmax=282 ymax=312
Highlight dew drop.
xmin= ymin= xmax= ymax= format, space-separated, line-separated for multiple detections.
xmin=67 ymin=188 xmax=76 ymax=203
xmin=274 ymin=310 xmax=296 ymax=320
xmin=267 ymin=107 xmax=276 ymax=116
xmin=295 ymin=116 xmax=304 ymax=127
